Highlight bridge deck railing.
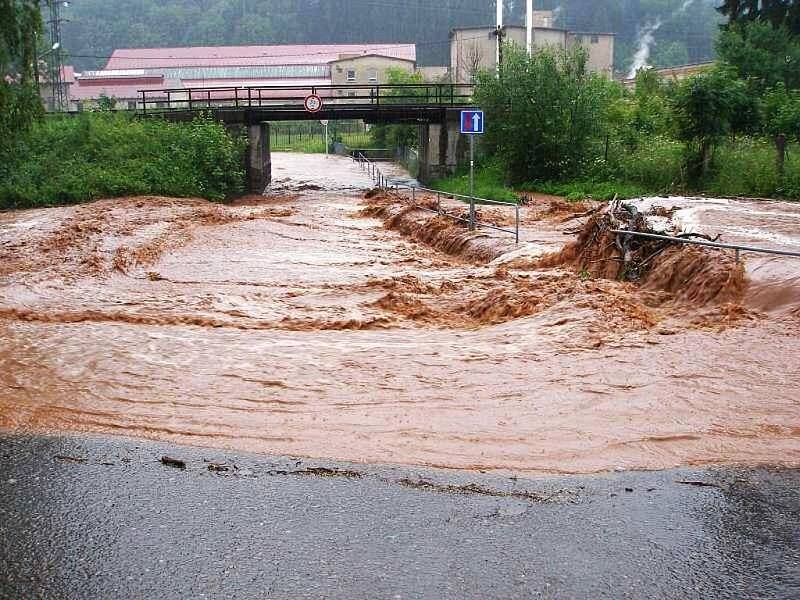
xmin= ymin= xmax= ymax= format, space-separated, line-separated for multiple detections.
xmin=138 ymin=83 xmax=475 ymax=114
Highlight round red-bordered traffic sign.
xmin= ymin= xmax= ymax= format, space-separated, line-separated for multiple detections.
xmin=304 ymin=94 xmax=323 ymax=113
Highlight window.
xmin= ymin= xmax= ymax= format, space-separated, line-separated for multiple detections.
xmin=367 ymin=68 xmax=379 ymax=83
xmin=346 ymin=69 xmax=356 ymax=82
xmin=590 ymin=35 xmax=599 ymax=44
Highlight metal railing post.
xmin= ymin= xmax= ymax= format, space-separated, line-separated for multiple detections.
xmin=515 ymin=203 xmax=520 ymax=244
xmin=469 ymin=197 xmax=476 ymax=231
xmin=412 ymin=187 xmax=416 ymax=204
xmin=437 ymin=191 xmax=441 ymax=214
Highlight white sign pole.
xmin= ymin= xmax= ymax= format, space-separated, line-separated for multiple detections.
xmin=469 ymin=134 xmax=475 ymax=231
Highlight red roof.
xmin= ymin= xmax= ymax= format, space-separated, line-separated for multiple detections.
xmin=104 ymin=44 xmax=416 ymax=70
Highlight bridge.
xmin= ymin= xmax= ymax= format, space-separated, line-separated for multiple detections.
xmin=137 ymin=83 xmax=477 ymax=192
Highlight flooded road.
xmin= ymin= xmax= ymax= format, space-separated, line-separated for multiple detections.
xmin=1 ymin=153 xmax=798 ymax=474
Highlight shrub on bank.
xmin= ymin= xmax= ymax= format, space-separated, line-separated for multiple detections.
xmin=0 ymin=113 xmax=245 ymax=209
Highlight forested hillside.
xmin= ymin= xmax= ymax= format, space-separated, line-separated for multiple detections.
xmin=61 ymin=0 xmax=723 ymax=74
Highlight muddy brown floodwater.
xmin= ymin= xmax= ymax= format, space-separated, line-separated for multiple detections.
xmin=1 ymin=153 xmax=799 ymax=474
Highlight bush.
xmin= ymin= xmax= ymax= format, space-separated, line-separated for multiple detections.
xmin=671 ymin=66 xmax=751 ymax=181
xmin=0 ymin=113 xmax=245 ymax=208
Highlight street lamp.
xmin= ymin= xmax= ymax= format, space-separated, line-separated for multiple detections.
xmin=38 ymin=42 xmax=60 ymax=60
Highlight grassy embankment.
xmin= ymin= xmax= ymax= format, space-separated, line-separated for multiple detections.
xmin=430 ymin=136 xmax=800 ymax=203
xmin=0 ymin=113 xmax=246 ymax=210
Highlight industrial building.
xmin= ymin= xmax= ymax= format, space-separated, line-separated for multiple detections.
xmin=58 ymin=43 xmax=417 ymax=110
xmin=450 ymin=10 xmax=614 ymax=83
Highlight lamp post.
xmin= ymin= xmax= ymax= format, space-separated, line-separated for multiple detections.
xmin=34 ymin=42 xmax=60 ymax=91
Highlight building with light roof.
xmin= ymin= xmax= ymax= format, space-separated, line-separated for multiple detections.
xmin=59 ymin=43 xmax=417 ymax=110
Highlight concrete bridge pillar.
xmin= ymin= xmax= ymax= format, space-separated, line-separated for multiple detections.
xmin=246 ymin=122 xmax=271 ymax=194
xmin=416 ymin=116 xmax=463 ymax=185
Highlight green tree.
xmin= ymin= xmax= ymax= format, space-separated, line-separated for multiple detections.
xmin=0 ymin=0 xmax=43 ymax=152
xmin=475 ymin=43 xmax=609 ymax=184
xmin=717 ymin=20 xmax=800 ymax=88
xmin=718 ymin=0 xmax=800 ymax=35
xmin=763 ymin=82 xmax=800 ymax=138
xmin=671 ymin=66 xmax=749 ymax=180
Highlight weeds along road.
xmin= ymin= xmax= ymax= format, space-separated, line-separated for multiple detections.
xmin=0 ymin=152 xmax=799 ymax=475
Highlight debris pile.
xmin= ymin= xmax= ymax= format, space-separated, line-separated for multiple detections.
xmin=550 ymin=200 xmax=747 ymax=306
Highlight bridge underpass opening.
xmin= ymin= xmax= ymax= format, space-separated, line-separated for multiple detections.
xmin=268 ymin=120 xmax=372 ymax=153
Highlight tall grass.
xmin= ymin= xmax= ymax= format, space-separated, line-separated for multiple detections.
xmin=0 ymin=113 xmax=245 ymax=209
xmin=710 ymin=138 xmax=781 ymax=197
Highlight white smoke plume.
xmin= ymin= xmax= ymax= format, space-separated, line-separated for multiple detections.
xmin=625 ymin=0 xmax=698 ymax=78
xmin=626 ymin=19 xmax=662 ymax=79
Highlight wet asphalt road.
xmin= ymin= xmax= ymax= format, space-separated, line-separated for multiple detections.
xmin=0 ymin=433 xmax=798 ymax=600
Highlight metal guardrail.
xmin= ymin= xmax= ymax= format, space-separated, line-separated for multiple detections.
xmin=611 ymin=229 xmax=800 ymax=262
xmin=349 ymin=148 xmax=394 ymax=161
xmin=139 ymin=83 xmax=474 ymax=113
xmin=353 ymin=152 xmax=520 ymax=244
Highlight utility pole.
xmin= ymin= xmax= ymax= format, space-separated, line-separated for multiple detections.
xmin=496 ymin=0 xmax=503 ymax=75
xmin=46 ymin=0 xmax=67 ymax=111
xmin=526 ymin=0 xmax=533 ymax=55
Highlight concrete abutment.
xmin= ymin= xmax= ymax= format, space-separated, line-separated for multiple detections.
xmin=416 ymin=116 xmax=464 ymax=185
xmin=246 ymin=122 xmax=271 ymax=194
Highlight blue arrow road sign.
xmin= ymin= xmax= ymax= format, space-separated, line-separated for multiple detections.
xmin=460 ymin=110 xmax=484 ymax=134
